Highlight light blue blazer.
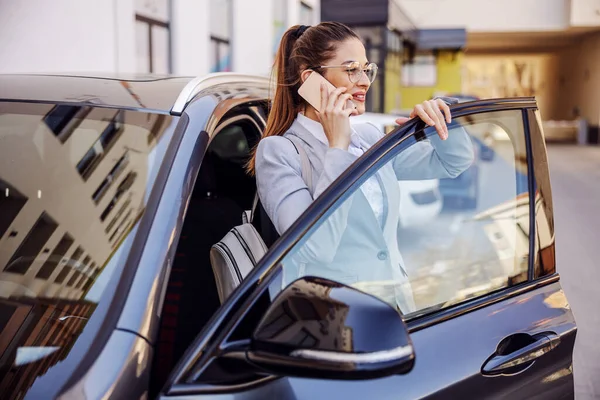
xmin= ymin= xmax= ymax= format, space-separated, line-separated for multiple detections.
xmin=255 ymin=119 xmax=474 ymax=312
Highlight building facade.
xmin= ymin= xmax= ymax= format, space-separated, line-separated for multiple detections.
xmin=0 ymin=0 xmax=321 ymax=77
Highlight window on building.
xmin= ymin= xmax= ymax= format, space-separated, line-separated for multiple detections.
xmin=273 ymin=0 xmax=287 ymax=56
xmin=299 ymin=1 xmax=314 ymax=25
xmin=76 ymin=112 xmax=124 ymax=181
xmin=135 ymin=0 xmax=171 ymax=74
xmin=402 ymin=53 xmax=437 ymax=87
xmin=43 ymin=105 xmax=91 ymax=143
xmin=55 ymin=246 xmax=84 ymax=284
xmin=5 ymin=213 xmax=58 ymax=275
xmin=36 ymin=233 xmax=74 ymax=280
xmin=0 ymin=180 xmax=27 ymax=240
xmin=210 ymin=0 xmax=232 ymax=72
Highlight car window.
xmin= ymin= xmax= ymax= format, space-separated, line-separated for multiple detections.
xmin=277 ymin=109 xmax=530 ymax=319
xmin=0 ymin=102 xmax=176 ymax=397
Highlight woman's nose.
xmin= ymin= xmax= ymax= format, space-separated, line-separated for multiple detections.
xmin=357 ymin=70 xmax=370 ymax=88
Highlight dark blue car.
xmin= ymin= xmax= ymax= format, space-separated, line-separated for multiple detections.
xmin=0 ymin=75 xmax=575 ymax=399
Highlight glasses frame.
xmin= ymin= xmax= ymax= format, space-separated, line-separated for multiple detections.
xmin=308 ymin=61 xmax=378 ymax=84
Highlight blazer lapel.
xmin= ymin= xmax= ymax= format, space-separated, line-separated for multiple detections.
xmin=285 ymin=119 xmax=328 ymax=173
xmin=287 ymin=118 xmax=391 ymax=233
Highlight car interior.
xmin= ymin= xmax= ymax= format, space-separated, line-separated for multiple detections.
xmin=150 ymin=102 xmax=276 ymax=393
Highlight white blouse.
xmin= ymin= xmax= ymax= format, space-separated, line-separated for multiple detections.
xmin=296 ymin=113 xmax=385 ymax=227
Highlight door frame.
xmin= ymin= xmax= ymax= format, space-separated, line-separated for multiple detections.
xmin=163 ymin=97 xmax=561 ymax=396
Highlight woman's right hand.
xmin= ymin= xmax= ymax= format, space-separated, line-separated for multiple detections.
xmin=318 ymin=83 xmax=357 ymax=150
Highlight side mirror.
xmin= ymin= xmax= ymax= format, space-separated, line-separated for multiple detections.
xmin=246 ymin=276 xmax=415 ymax=380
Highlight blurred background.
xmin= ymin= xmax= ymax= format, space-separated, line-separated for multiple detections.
xmin=1 ymin=0 xmax=600 ymax=144
xmin=1 ymin=1 xmax=600 ymax=398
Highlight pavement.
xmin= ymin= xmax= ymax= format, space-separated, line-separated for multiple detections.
xmin=547 ymin=144 xmax=600 ymax=400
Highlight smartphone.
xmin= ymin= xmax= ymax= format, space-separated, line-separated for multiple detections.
xmin=298 ymin=71 xmax=356 ymax=113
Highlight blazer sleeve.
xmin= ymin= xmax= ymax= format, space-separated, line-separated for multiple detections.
xmin=255 ymin=136 xmax=358 ymax=264
xmin=360 ymin=122 xmax=475 ymax=180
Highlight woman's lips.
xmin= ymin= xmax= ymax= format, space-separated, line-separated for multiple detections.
xmin=352 ymin=93 xmax=366 ymax=103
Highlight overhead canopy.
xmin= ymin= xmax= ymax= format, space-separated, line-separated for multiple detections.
xmin=415 ymin=29 xmax=467 ymax=50
xmin=321 ymin=0 xmax=418 ymax=43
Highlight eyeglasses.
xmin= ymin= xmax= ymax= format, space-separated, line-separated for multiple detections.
xmin=309 ymin=61 xmax=378 ymax=83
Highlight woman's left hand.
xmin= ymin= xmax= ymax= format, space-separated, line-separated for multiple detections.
xmin=394 ymin=98 xmax=452 ymax=140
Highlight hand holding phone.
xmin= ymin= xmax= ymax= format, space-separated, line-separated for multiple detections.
xmin=297 ymin=72 xmax=357 ymax=150
xmin=298 ymin=71 xmax=356 ymax=113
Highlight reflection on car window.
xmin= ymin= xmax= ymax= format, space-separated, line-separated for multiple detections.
xmin=0 ymin=102 xmax=175 ymax=397
xmin=278 ymin=110 xmax=530 ymax=319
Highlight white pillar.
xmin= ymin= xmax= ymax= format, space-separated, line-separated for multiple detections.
xmin=171 ymin=0 xmax=210 ymax=76
xmin=232 ymin=0 xmax=274 ymax=76
xmin=115 ymin=0 xmax=136 ymax=73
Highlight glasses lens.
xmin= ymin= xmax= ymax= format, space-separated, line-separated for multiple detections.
xmin=346 ymin=62 xmax=362 ymax=82
xmin=347 ymin=63 xmax=378 ymax=83
xmin=366 ymin=63 xmax=378 ymax=83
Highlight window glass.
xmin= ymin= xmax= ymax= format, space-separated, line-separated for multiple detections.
xmin=210 ymin=0 xmax=231 ymax=41
xmin=135 ymin=11 xmax=171 ymax=74
xmin=277 ymin=110 xmax=530 ymax=318
xmin=402 ymin=53 xmax=437 ymax=87
xmin=152 ymin=25 xmax=171 ymax=74
xmin=299 ymin=1 xmax=314 ymax=25
xmin=0 ymin=102 xmax=176 ymax=398
xmin=210 ymin=0 xmax=232 ymax=72
xmin=273 ymin=0 xmax=287 ymax=56
xmin=135 ymin=20 xmax=151 ymax=74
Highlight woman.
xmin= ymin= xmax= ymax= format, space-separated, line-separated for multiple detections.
xmin=249 ymin=22 xmax=474 ymax=312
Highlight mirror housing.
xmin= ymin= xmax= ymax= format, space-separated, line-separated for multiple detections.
xmin=246 ymin=276 xmax=415 ymax=380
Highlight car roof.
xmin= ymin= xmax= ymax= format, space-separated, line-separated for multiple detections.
xmin=0 ymin=73 xmax=271 ymax=114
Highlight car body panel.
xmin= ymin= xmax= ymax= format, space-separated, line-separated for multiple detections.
xmin=58 ymin=330 xmax=153 ymax=400
xmin=163 ymin=281 xmax=573 ymax=400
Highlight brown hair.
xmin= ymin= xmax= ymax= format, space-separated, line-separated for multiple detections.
xmin=246 ymin=21 xmax=359 ymax=175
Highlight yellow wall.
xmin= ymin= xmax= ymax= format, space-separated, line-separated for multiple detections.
xmin=393 ymin=51 xmax=463 ymax=111
xmin=384 ymin=51 xmax=403 ymax=113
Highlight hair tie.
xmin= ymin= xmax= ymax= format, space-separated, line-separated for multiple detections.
xmin=295 ymin=25 xmax=310 ymax=39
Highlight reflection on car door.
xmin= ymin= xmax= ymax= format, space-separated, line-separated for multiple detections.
xmin=160 ymin=99 xmax=575 ymax=400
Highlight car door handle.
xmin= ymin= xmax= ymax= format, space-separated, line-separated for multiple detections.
xmin=481 ymin=332 xmax=561 ymax=376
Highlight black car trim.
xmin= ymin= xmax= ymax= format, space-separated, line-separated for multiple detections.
xmin=167 ymin=377 xmax=278 ymax=396
xmin=167 ymin=98 xmax=542 ymax=389
xmin=523 ymin=109 xmax=538 ymax=282
xmin=58 ymin=112 xmax=190 ymax=395
xmin=0 ymin=98 xmax=172 ymax=115
xmin=407 ymin=273 xmax=561 ymax=333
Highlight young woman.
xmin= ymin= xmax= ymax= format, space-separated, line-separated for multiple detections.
xmin=249 ymin=22 xmax=474 ymax=313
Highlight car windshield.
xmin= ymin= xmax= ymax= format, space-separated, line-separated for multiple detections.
xmin=0 ymin=102 xmax=176 ymax=396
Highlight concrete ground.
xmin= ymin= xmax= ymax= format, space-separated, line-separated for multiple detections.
xmin=547 ymin=144 xmax=600 ymax=400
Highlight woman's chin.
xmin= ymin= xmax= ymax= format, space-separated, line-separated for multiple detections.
xmin=354 ymin=105 xmax=366 ymax=115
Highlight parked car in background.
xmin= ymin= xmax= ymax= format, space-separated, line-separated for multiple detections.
xmin=351 ymin=112 xmax=443 ymax=228
xmin=0 ymin=75 xmax=575 ymax=399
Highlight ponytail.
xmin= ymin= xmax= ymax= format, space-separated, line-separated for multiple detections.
xmin=246 ymin=22 xmax=359 ymax=175
xmin=246 ymin=25 xmax=305 ymax=175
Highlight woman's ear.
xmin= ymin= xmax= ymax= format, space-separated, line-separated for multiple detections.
xmin=300 ymin=69 xmax=313 ymax=84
